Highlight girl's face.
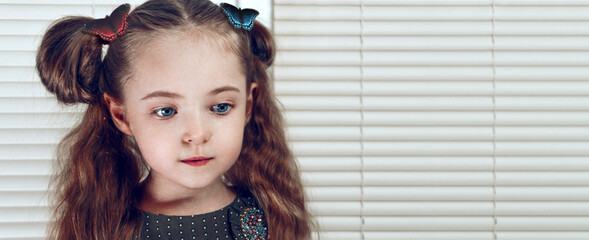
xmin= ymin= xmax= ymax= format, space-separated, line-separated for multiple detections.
xmin=107 ymin=32 xmax=254 ymax=193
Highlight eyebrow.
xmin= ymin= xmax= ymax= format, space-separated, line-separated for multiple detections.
xmin=140 ymin=86 xmax=240 ymax=100
xmin=141 ymin=91 xmax=182 ymax=100
xmin=209 ymin=86 xmax=240 ymax=96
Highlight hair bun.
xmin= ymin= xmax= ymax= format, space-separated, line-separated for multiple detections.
xmin=249 ymin=20 xmax=275 ymax=68
xmin=36 ymin=17 xmax=103 ymax=104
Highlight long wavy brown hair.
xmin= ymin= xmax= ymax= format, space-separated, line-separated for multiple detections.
xmin=36 ymin=0 xmax=313 ymax=239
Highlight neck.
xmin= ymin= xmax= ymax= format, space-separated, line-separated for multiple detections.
xmin=138 ymin=175 xmax=236 ymax=216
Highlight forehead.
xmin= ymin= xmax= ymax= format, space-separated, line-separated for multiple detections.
xmin=124 ymin=30 xmax=246 ymax=100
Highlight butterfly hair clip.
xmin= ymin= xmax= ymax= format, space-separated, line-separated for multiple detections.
xmin=220 ymin=3 xmax=259 ymax=31
xmin=82 ymin=3 xmax=130 ymax=42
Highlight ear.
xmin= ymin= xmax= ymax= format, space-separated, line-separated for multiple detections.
xmin=103 ymin=93 xmax=133 ymax=136
xmin=245 ymin=83 xmax=257 ymax=124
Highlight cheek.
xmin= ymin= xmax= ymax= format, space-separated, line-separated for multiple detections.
xmin=125 ymin=112 xmax=178 ymax=160
xmin=134 ymin=129 xmax=176 ymax=160
xmin=213 ymin=115 xmax=246 ymax=153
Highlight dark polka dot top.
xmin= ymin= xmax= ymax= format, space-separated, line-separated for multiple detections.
xmin=139 ymin=188 xmax=268 ymax=240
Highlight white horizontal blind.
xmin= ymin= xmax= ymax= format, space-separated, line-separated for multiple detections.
xmin=273 ymin=0 xmax=589 ymax=239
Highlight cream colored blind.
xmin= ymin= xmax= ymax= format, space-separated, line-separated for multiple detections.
xmin=273 ymin=0 xmax=589 ymax=239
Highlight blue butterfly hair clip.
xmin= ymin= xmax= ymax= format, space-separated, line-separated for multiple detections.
xmin=220 ymin=3 xmax=259 ymax=31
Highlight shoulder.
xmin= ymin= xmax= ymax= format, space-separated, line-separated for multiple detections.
xmin=228 ymin=187 xmax=269 ymax=240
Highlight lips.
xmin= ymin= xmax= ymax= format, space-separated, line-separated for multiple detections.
xmin=181 ymin=156 xmax=213 ymax=167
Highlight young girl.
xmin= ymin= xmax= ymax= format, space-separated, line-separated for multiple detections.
xmin=36 ymin=0 xmax=313 ymax=239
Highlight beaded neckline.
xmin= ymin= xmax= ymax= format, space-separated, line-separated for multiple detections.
xmin=138 ymin=188 xmax=268 ymax=240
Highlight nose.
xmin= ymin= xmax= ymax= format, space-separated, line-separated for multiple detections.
xmin=182 ymin=115 xmax=210 ymax=144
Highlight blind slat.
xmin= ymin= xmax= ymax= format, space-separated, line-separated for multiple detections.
xmin=0 ymin=191 xmax=47 ymax=207
xmin=278 ymin=36 xmax=589 ymax=51
xmin=0 ymin=67 xmax=37 ymax=83
xmin=0 ymin=160 xmax=51 ymax=175
xmin=0 ymin=113 xmax=80 ymax=129
xmin=0 ymin=222 xmax=45 ymax=239
xmin=360 ymin=187 xmax=589 ymax=201
xmin=0 ymin=176 xmax=50 ymax=191
xmin=0 ymin=207 xmax=49 ymax=223
xmin=0 ymin=145 xmax=55 ymax=160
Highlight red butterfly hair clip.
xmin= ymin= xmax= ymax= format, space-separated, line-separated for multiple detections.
xmin=82 ymin=3 xmax=130 ymax=42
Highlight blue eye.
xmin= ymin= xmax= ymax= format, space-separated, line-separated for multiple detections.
xmin=212 ymin=103 xmax=232 ymax=114
xmin=154 ymin=107 xmax=176 ymax=119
